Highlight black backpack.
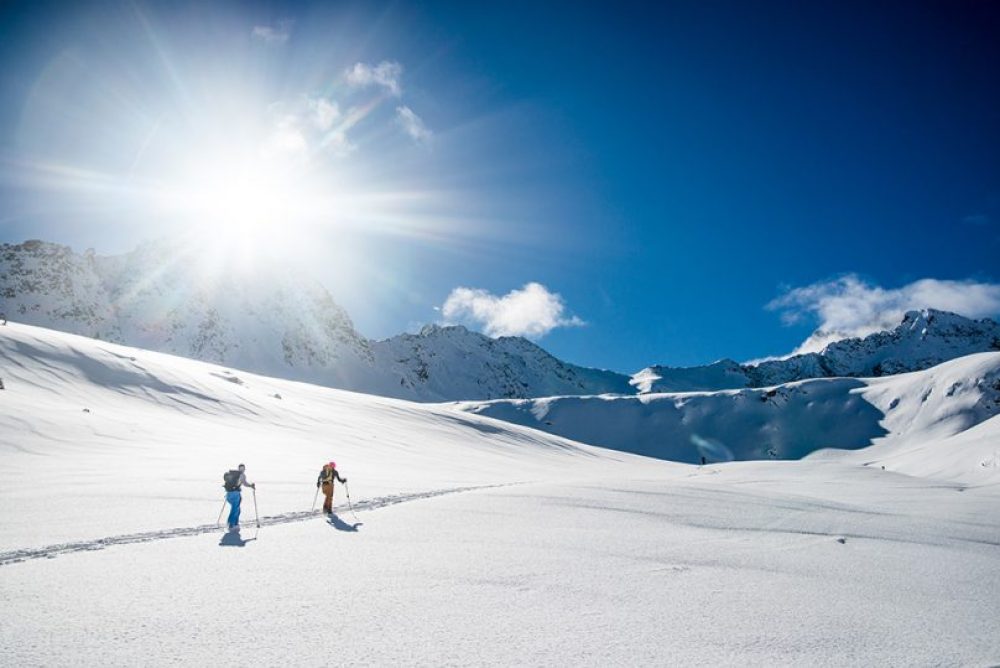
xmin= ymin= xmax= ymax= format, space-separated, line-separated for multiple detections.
xmin=223 ymin=470 xmax=241 ymax=492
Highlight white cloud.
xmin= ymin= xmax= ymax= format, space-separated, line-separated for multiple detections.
xmin=309 ymin=98 xmax=340 ymax=131
xmin=395 ymin=106 xmax=432 ymax=143
xmin=260 ymin=98 xmax=355 ymax=160
xmin=345 ymin=61 xmax=403 ymax=97
xmin=441 ymin=282 xmax=585 ymax=339
xmin=768 ymin=274 xmax=1000 ymax=354
xmin=252 ymin=20 xmax=293 ymax=44
xmin=254 ymin=59 xmax=421 ymax=161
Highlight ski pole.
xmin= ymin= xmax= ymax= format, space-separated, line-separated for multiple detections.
xmin=311 ymin=484 xmax=320 ymax=512
xmin=344 ymin=481 xmax=361 ymax=524
xmin=252 ymin=487 xmax=260 ymax=529
xmin=216 ymin=497 xmax=227 ymax=527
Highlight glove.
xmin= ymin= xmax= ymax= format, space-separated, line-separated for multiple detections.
xmin=316 ymin=482 xmax=320 ymax=489
xmin=250 ymin=483 xmax=256 ymax=489
xmin=342 ymin=478 xmax=348 ymax=483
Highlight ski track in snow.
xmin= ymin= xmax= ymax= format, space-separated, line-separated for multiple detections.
xmin=0 ymin=484 xmax=506 ymax=567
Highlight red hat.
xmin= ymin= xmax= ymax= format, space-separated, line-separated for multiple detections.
xmin=328 ymin=461 xmax=336 ymax=468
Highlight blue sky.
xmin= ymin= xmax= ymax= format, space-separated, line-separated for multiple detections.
xmin=1 ymin=1 xmax=998 ymax=372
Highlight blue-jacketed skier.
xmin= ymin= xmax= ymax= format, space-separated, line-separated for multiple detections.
xmin=223 ymin=464 xmax=255 ymax=529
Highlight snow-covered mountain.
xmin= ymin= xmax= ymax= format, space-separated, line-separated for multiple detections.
xmin=370 ymin=324 xmax=631 ymax=401
xmin=0 ymin=240 xmax=629 ymax=401
xmin=5 ymin=240 xmax=999 ymax=405
xmin=0 ymin=238 xmax=376 ymax=388
xmin=633 ymin=309 xmax=1000 ymax=393
xmin=0 ymin=239 xmax=119 ymax=336
xmin=459 ymin=351 xmax=1000 ymax=475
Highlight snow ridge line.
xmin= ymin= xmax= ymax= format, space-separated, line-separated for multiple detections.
xmin=0 ymin=484 xmax=506 ymax=566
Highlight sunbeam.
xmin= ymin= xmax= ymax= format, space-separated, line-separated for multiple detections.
xmin=0 ymin=3 xmax=483 ymax=274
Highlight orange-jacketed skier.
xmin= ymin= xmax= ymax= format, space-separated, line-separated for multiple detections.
xmin=316 ymin=461 xmax=347 ymax=515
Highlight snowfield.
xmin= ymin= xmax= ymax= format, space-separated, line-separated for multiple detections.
xmin=1 ymin=322 xmax=999 ymax=666
xmin=457 ymin=352 xmax=1000 ymax=482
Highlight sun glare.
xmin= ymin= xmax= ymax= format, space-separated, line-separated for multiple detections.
xmin=2 ymin=17 xmax=466 ymax=280
xmin=194 ymin=166 xmax=286 ymax=232
xmin=169 ymin=145 xmax=315 ymax=266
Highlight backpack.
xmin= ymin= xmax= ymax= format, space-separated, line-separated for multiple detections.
xmin=223 ymin=470 xmax=241 ymax=492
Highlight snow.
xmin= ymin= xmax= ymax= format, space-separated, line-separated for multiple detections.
xmin=0 ymin=321 xmax=644 ymax=552
xmin=630 ymin=358 xmax=750 ymax=393
xmin=366 ymin=323 xmax=631 ymax=401
xmin=1 ymin=322 xmax=999 ymax=665
xmin=633 ymin=309 xmax=1000 ymax=393
xmin=459 ymin=353 xmax=1000 ymax=481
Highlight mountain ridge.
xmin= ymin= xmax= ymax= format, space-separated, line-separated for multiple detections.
xmin=0 ymin=239 xmax=630 ymax=401
xmin=633 ymin=308 xmax=1000 ymax=393
xmin=3 ymin=238 xmax=999 ymax=401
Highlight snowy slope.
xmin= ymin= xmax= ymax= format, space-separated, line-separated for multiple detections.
xmin=459 ymin=353 xmax=1000 ymax=482
xmin=1 ymin=322 xmax=999 ymax=665
xmin=0 ymin=321 xmax=651 ymax=552
xmin=630 ymin=358 xmax=750 ymax=393
xmin=635 ymin=309 xmax=1000 ymax=392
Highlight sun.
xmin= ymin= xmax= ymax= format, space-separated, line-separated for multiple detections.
xmin=169 ymin=146 xmax=315 ymax=266
xmin=194 ymin=165 xmax=287 ymax=233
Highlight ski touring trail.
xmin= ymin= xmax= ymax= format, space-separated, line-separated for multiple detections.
xmin=0 ymin=484 xmax=508 ymax=566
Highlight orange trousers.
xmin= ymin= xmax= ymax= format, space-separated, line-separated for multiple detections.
xmin=322 ymin=482 xmax=334 ymax=513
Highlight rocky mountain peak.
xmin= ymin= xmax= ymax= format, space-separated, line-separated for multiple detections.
xmin=636 ymin=310 xmax=1000 ymax=393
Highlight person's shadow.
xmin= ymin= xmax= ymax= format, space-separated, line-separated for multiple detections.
xmin=328 ymin=513 xmax=362 ymax=532
xmin=219 ymin=528 xmax=257 ymax=547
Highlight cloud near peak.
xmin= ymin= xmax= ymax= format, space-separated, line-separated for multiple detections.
xmin=255 ymin=59 xmax=428 ymax=164
xmin=441 ymin=282 xmax=585 ymax=339
xmin=345 ymin=61 xmax=403 ymax=97
xmin=768 ymin=274 xmax=1000 ymax=354
xmin=396 ymin=106 xmax=432 ymax=144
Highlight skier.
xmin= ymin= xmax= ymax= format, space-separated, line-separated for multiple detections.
xmin=223 ymin=464 xmax=255 ymax=529
xmin=316 ymin=461 xmax=347 ymax=515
